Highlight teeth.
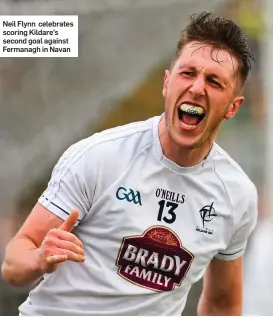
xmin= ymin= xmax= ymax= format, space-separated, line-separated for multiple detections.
xmin=180 ymin=103 xmax=204 ymax=116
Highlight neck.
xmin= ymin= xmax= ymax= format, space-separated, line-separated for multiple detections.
xmin=158 ymin=116 xmax=214 ymax=167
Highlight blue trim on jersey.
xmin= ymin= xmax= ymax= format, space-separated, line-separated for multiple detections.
xmin=42 ymin=195 xmax=81 ymax=221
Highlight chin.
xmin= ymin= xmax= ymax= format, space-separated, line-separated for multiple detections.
xmin=172 ymin=132 xmax=203 ymax=150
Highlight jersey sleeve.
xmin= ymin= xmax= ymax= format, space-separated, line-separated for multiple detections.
xmin=215 ymin=183 xmax=258 ymax=261
xmin=38 ymin=140 xmax=98 ymax=224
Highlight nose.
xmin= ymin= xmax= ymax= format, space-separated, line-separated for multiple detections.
xmin=189 ymin=75 xmax=205 ymax=97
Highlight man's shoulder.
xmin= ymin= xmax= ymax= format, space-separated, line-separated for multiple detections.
xmin=212 ymin=143 xmax=257 ymax=197
xmin=60 ymin=116 xmax=157 ymax=167
xmin=87 ymin=116 xmax=156 ymax=147
xmin=212 ymin=144 xmax=258 ymax=233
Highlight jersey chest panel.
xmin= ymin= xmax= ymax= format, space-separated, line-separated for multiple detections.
xmin=83 ymin=152 xmax=232 ymax=292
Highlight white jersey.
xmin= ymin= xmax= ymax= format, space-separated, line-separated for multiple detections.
xmin=19 ymin=115 xmax=258 ymax=316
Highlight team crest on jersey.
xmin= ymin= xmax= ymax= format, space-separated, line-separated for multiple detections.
xmin=196 ymin=202 xmax=217 ymax=235
xmin=115 ymin=226 xmax=194 ymax=292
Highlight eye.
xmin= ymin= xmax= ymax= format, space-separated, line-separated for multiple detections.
xmin=181 ymin=71 xmax=195 ymax=77
xmin=207 ymin=77 xmax=222 ymax=88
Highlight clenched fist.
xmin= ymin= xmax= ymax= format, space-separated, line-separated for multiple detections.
xmin=39 ymin=210 xmax=85 ymax=274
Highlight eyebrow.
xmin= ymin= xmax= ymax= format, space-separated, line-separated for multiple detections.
xmin=178 ymin=65 xmax=227 ymax=82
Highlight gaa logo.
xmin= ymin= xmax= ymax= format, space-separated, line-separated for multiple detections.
xmin=116 ymin=187 xmax=142 ymax=206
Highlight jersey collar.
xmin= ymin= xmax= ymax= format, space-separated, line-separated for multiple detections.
xmin=152 ymin=114 xmax=215 ymax=174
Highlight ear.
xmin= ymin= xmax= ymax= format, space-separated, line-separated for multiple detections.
xmin=224 ymin=96 xmax=244 ymax=120
xmin=162 ymin=69 xmax=170 ymax=98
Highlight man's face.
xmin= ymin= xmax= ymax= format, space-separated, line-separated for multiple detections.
xmin=162 ymin=41 xmax=244 ymax=149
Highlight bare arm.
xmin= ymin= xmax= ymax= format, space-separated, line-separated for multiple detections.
xmin=1 ymin=202 xmax=84 ymax=286
xmin=197 ymin=257 xmax=243 ymax=316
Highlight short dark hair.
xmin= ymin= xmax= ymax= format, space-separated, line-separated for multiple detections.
xmin=174 ymin=12 xmax=254 ymax=85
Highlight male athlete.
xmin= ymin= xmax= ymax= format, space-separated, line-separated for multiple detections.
xmin=1 ymin=12 xmax=258 ymax=315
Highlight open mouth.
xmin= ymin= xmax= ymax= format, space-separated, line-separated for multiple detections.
xmin=178 ymin=103 xmax=205 ymax=128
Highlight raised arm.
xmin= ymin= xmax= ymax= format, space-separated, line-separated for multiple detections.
xmin=1 ymin=202 xmax=84 ymax=286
